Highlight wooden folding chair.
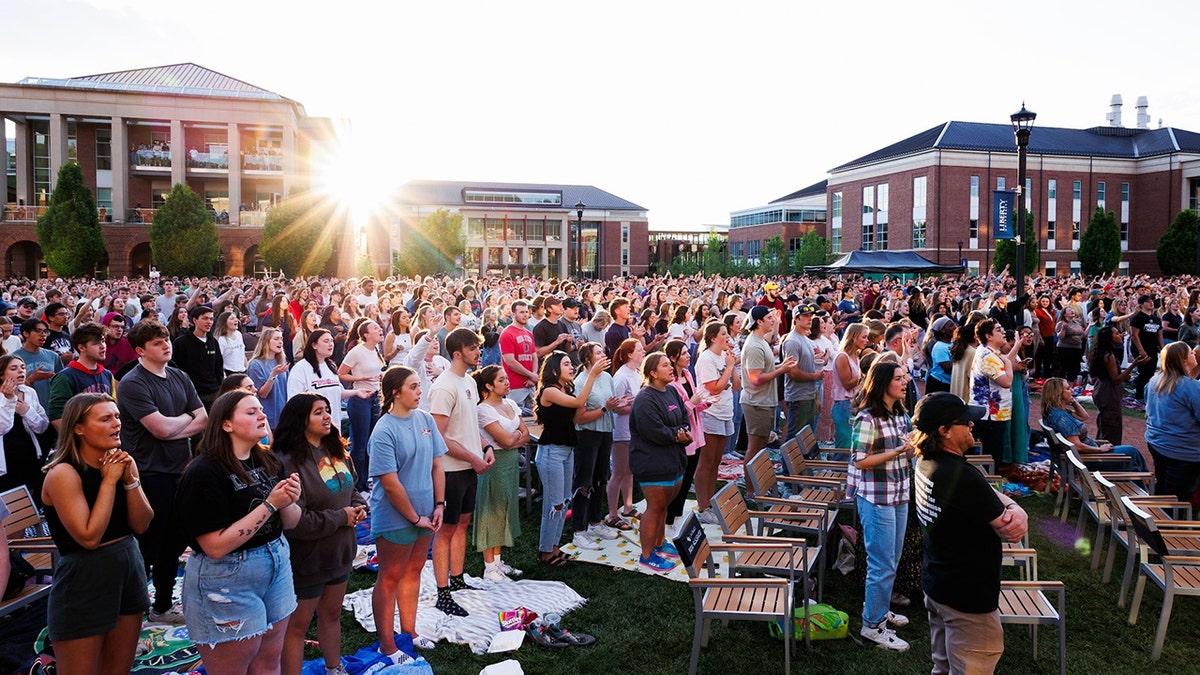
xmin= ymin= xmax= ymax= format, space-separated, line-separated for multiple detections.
xmin=1094 ymin=472 xmax=1194 ymax=604
xmin=2 ymin=486 xmax=57 ymax=576
xmin=780 ymin=433 xmax=847 ymax=484
xmin=673 ymin=514 xmax=795 ymax=674
xmin=1065 ymin=450 xmax=1151 ymax=569
xmin=1123 ymin=497 xmax=1200 ymax=660
xmin=712 ymin=482 xmax=823 ymax=603
xmin=998 ymin=580 xmax=1067 ymax=675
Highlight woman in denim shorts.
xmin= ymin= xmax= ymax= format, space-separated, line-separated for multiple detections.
xmin=368 ymin=366 xmax=448 ymax=661
xmin=42 ymin=394 xmax=154 ymax=675
xmin=175 ymin=391 xmax=302 ymax=674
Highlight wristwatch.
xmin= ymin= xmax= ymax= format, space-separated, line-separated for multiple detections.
xmin=483 ymin=444 xmax=495 ymax=454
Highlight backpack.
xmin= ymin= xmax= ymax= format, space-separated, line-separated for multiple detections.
xmin=768 ymin=603 xmax=851 ymax=641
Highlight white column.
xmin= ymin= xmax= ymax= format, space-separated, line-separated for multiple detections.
xmin=281 ymin=125 xmax=296 ymax=196
xmin=111 ymin=117 xmax=128 ymax=223
xmin=170 ymin=119 xmax=185 ymax=188
xmin=14 ymin=120 xmax=29 ymax=207
xmin=227 ymin=122 xmax=241 ymax=224
xmin=49 ymin=113 xmax=66 ymax=191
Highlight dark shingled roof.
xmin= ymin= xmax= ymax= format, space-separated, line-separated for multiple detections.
xmin=831 ymin=121 xmax=1200 ymax=172
xmin=770 ymin=179 xmax=828 ymax=204
xmin=18 ymin=63 xmax=285 ymax=101
xmin=396 ymin=180 xmax=647 ymax=212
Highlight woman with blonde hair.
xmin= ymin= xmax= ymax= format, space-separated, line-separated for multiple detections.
xmin=831 ymin=323 xmax=869 ymax=448
xmin=1145 ymin=342 xmax=1200 ymax=500
xmin=247 ymin=327 xmax=290 ymax=429
xmin=1042 ymin=376 xmax=1147 ymax=471
xmin=41 ymin=394 xmax=154 ymax=675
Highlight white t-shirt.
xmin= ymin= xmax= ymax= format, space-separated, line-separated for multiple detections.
xmin=287 ymin=358 xmax=345 ymax=431
xmin=611 ymin=364 xmax=642 ymax=442
xmin=477 ymin=398 xmax=521 ymax=449
xmin=695 ymin=348 xmax=734 ymax=420
xmin=216 ymin=333 xmax=246 ymax=372
xmin=427 ymin=369 xmax=483 ymax=472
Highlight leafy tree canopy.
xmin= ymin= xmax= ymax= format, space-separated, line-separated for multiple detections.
xmin=1156 ymin=210 xmax=1199 ymax=276
xmin=260 ymin=193 xmax=338 ymax=276
xmin=149 ymin=183 xmax=219 ymax=277
xmin=393 ymin=209 xmax=465 ymax=276
xmin=1077 ymin=207 xmax=1121 ymax=276
xmin=35 ymin=162 xmax=106 ymax=277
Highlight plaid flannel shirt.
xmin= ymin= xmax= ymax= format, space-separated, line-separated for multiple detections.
xmin=846 ymin=409 xmax=912 ymax=505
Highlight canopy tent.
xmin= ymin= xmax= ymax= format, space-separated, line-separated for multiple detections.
xmin=804 ymin=250 xmax=965 ymax=275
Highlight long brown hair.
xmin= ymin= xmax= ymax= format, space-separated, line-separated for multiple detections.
xmin=195 ymin=390 xmax=280 ymax=485
xmin=611 ymin=338 xmax=640 ymax=375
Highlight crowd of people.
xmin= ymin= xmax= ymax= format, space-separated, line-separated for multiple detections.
xmin=1 ymin=266 xmax=1199 ymax=673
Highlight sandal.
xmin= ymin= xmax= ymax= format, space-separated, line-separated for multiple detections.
xmin=538 ymin=550 xmax=571 ymax=567
xmin=547 ymin=624 xmax=596 ymax=647
xmin=604 ymin=515 xmax=633 ymax=531
xmin=620 ymin=507 xmax=640 ymax=519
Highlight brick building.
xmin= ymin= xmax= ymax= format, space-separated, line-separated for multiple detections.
xmin=393 ymin=180 xmax=650 ymax=279
xmin=1 ymin=63 xmax=339 ymax=278
xmin=728 ymin=180 xmax=826 ymax=264
xmin=824 ymin=102 xmax=1200 ymax=276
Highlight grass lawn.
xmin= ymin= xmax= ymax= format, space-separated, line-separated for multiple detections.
xmin=325 ymin=487 xmax=1200 ymax=674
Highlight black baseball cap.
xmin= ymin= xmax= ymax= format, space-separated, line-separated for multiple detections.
xmin=562 ymin=298 xmax=581 ymax=309
xmin=912 ymin=392 xmax=986 ymax=433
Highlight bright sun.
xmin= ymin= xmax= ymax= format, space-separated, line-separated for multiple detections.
xmin=315 ymin=122 xmax=399 ymax=229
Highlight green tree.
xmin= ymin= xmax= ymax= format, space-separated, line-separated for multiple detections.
xmin=394 ymin=209 xmax=465 ymax=276
xmin=149 ymin=183 xmax=219 ymax=277
xmin=760 ymin=235 xmax=787 ymax=276
xmin=702 ymin=231 xmax=725 ymax=274
xmin=1077 ymin=207 xmax=1121 ymax=275
xmin=35 ymin=162 xmax=106 ymax=277
xmin=1157 ymin=210 xmax=1199 ymax=276
xmin=792 ymin=230 xmax=832 ymax=275
xmin=260 ymin=193 xmax=337 ymax=276
xmin=992 ymin=212 xmax=1039 ymax=275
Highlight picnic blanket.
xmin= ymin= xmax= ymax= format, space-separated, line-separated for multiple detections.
xmin=344 ymin=561 xmax=586 ymax=655
xmin=560 ymin=498 xmax=730 ymax=583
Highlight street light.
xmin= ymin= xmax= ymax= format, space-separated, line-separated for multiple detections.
xmin=575 ymin=200 xmax=585 ymax=280
xmin=957 ymin=240 xmax=964 ymax=269
xmin=1010 ymin=102 xmax=1036 ymax=326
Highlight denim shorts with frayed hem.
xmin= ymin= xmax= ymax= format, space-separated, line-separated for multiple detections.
xmin=182 ymin=537 xmax=297 ymax=646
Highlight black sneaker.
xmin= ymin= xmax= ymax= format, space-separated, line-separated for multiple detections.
xmin=435 ymin=594 xmax=469 ymax=617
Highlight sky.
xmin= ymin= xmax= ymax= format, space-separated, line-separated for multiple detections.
xmin=3 ymin=0 xmax=1199 ymax=230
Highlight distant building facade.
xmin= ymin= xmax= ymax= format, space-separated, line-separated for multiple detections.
xmin=728 ymin=180 xmax=827 ymax=265
xmin=823 ymin=99 xmax=1200 ymax=276
xmin=394 ymin=180 xmax=650 ymax=279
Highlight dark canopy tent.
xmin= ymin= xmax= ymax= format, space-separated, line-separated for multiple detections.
xmin=804 ymin=250 xmax=964 ymax=275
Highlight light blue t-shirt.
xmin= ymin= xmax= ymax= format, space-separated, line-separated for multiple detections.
xmin=930 ymin=341 xmax=953 ymax=384
xmin=368 ymin=409 xmax=448 ymax=534
xmin=246 ymin=358 xmax=288 ymax=429
xmin=1145 ymin=376 xmax=1200 ymax=462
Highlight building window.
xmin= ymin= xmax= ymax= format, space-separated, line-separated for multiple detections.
xmin=526 ymin=220 xmax=543 ymax=241
xmin=877 ymin=222 xmax=888 ymax=250
xmin=1073 ymin=180 xmax=1082 ymax=200
xmin=1070 ymin=261 xmax=1081 ymax=275
xmin=831 ymin=191 xmax=843 ymax=254
xmin=862 ymin=186 xmax=874 ymax=216
xmin=95 ymin=187 xmax=112 ymax=212
xmin=832 ymin=192 xmax=842 ymax=219
xmin=468 ymin=218 xmax=484 ymax=239
xmin=1048 ymin=179 xmax=1057 ymax=199
xmin=831 ymin=226 xmax=842 ymax=254
xmin=1097 ymin=181 xmax=1106 ymax=208
xmin=1044 ymin=260 xmax=1057 ymax=276
xmin=621 ymin=224 xmax=629 ymax=244
xmin=969 ymin=219 xmax=978 ymax=239
xmin=96 ymin=128 xmax=112 ymax=170
xmin=621 ymin=249 xmax=629 ymax=266
xmin=1072 ymin=221 xmax=1081 ymax=250
xmin=1047 ymin=220 xmax=1056 ymax=240
xmin=1122 ymin=182 xmax=1130 ymax=202
xmin=789 ymin=237 xmax=802 ymax=252
xmin=1121 ymin=221 xmax=1129 ymax=251
xmin=467 ymin=247 xmax=482 ymax=270
xmin=545 ymin=220 xmax=561 ymax=242
xmin=912 ymin=220 xmax=926 ymax=249
xmin=970 ymin=176 xmax=979 ymax=197
xmin=528 ymin=248 xmax=542 ymax=266
xmin=997 ymin=177 xmax=1006 ymax=190
xmin=912 ymin=176 xmax=927 ymax=249
xmin=862 ymin=222 xmax=875 ymax=251
xmin=485 ymin=218 xmax=504 ymax=241
xmin=876 ymin=183 xmax=889 ymax=224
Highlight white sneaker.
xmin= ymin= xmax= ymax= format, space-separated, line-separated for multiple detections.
xmin=664 ymin=521 xmax=680 ymax=541
xmin=483 ymin=564 xmax=509 ymax=582
xmin=572 ymin=532 xmax=601 ymax=550
xmin=587 ymin=522 xmax=619 ymax=540
xmin=861 ymin=624 xmax=910 ymax=651
xmin=698 ymin=508 xmax=721 ymax=526
xmin=886 ymin=611 xmax=910 ymax=627
xmin=499 ymin=561 xmax=523 ymax=577
xmin=147 ymin=607 xmax=186 ymax=625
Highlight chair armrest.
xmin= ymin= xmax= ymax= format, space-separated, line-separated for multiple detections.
xmin=1154 ymin=521 xmax=1200 ymax=529
xmin=688 ymin=578 xmax=791 ymax=588
xmin=1001 ymin=580 xmax=1065 ymax=590
xmin=776 ymin=475 xmax=844 ymax=488
xmin=1129 ymin=496 xmax=1188 ymax=503
xmin=721 ymin=533 xmax=810 ymax=547
xmin=1098 ymin=472 xmax=1153 ymax=481
xmin=1079 ymin=453 xmax=1132 ymax=463
xmin=754 ymin=495 xmax=837 ymax=511
xmin=9 ymin=542 xmax=58 ymax=553
xmin=746 ymin=509 xmax=823 ymax=523
xmin=1162 ymin=555 xmax=1200 ymax=565
xmin=710 ymin=543 xmax=794 ymax=553
xmin=804 ymin=460 xmax=847 ymax=470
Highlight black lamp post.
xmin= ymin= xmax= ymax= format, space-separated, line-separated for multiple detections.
xmin=1010 ymin=103 xmax=1036 ymax=327
xmin=957 ymin=240 xmax=964 ymax=270
xmin=575 ymin=200 xmax=585 ymax=280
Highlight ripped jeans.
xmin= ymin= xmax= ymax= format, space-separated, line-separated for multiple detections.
xmin=181 ymin=536 xmax=296 ymax=646
xmin=535 ymin=443 xmax=575 ymax=553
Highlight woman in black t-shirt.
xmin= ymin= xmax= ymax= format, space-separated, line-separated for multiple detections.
xmin=41 ymin=393 xmax=154 ymax=675
xmin=175 ymin=391 xmax=302 ymax=675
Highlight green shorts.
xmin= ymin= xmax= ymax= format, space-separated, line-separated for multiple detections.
xmin=376 ymin=525 xmax=432 ymax=546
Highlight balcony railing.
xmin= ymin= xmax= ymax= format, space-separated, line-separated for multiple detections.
xmin=186 ymin=150 xmax=229 ymax=169
xmin=132 ymin=149 xmax=171 ymax=168
xmin=2 ymin=203 xmax=46 ymax=221
xmin=242 ymin=153 xmax=282 ymax=171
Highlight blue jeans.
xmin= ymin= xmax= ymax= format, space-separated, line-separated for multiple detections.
xmin=832 ymin=400 xmax=853 ymax=449
xmin=182 ymin=537 xmax=296 ymax=647
xmin=535 ymin=443 xmax=574 ymax=553
xmin=857 ymin=496 xmax=907 ymax=628
xmin=785 ymin=398 xmax=816 ymax=444
xmin=346 ymin=393 xmax=380 ymax=491
xmin=725 ymin=395 xmax=744 ymax=456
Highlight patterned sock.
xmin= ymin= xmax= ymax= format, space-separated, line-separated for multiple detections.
xmin=435 ymin=586 xmax=469 ymax=616
xmin=448 ymin=574 xmax=479 ymax=592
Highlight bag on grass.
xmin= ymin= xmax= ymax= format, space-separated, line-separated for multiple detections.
xmin=768 ymin=603 xmax=850 ymax=641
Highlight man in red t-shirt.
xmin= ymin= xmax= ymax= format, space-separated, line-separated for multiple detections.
xmin=500 ymin=299 xmax=539 ymax=415
xmin=757 ymin=282 xmax=786 ymax=313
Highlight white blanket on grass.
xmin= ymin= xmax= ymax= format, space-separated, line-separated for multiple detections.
xmin=343 ymin=560 xmax=586 ymax=655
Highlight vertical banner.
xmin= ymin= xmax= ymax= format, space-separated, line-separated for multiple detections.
xmin=993 ymin=190 xmax=1016 ymax=240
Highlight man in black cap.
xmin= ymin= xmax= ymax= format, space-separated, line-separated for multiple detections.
xmin=1129 ymin=293 xmax=1163 ymax=400
xmin=912 ymin=392 xmax=1028 ymax=675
